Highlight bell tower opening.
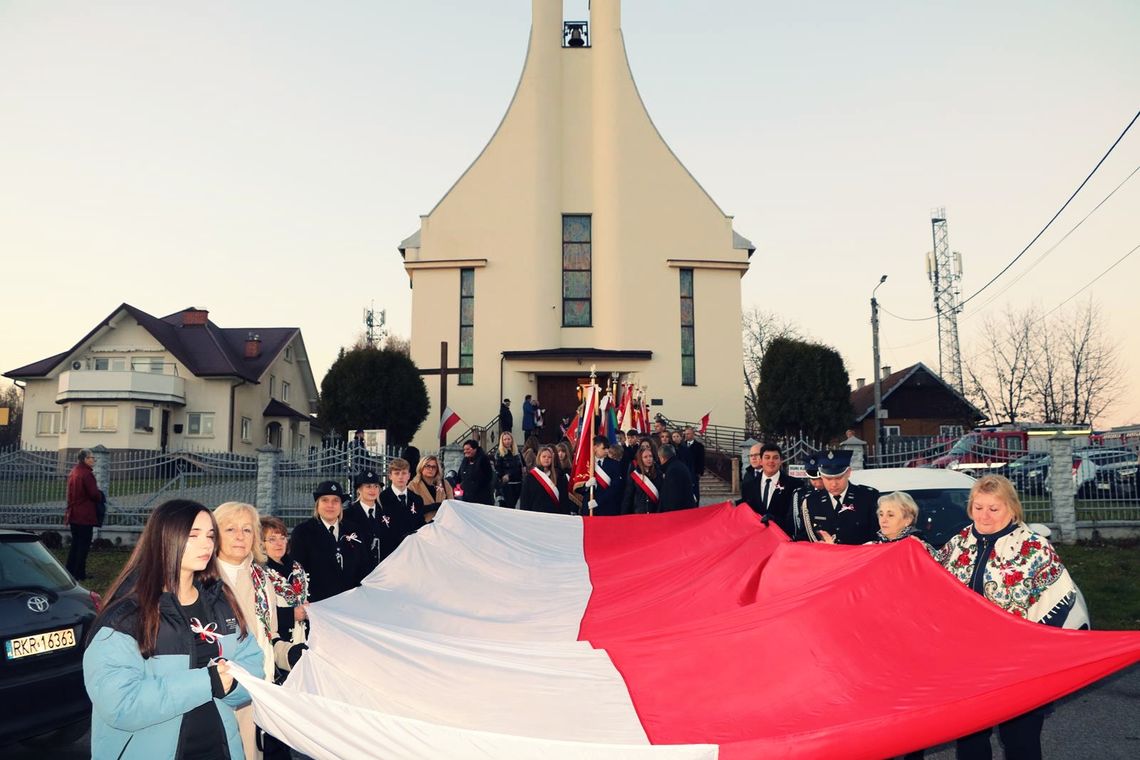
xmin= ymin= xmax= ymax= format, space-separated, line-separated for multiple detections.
xmin=562 ymin=0 xmax=590 ymax=48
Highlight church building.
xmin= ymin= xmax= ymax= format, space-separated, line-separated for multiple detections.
xmin=398 ymin=0 xmax=754 ymax=448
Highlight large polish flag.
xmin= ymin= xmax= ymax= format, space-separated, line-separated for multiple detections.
xmin=236 ymin=501 xmax=1140 ymax=759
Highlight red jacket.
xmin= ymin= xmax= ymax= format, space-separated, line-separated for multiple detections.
xmin=65 ymin=461 xmax=102 ymax=526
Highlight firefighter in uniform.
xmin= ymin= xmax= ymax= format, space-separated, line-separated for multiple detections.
xmin=797 ymin=450 xmax=879 ymax=545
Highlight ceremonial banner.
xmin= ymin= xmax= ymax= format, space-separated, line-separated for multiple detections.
xmin=237 ymin=502 xmax=1140 ymax=760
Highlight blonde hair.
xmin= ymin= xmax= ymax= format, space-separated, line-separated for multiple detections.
xmin=213 ymin=501 xmax=266 ymax=564
xmin=877 ymin=491 xmax=919 ymax=525
xmin=498 ymin=431 xmax=518 ymax=456
xmin=968 ymin=474 xmax=1025 ymax=524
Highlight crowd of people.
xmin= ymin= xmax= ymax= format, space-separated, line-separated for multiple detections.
xmin=77 ymin=427 xmax=1088 ymax=760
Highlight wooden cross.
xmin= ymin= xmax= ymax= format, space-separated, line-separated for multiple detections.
xmin=418 ymin=341 xmax=474 ymax=444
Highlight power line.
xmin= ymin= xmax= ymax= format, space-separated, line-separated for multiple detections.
xmin=880 ymin=109 xmax=1140 ymax=323
xmin=957 ymin=109 xmax=1139 ymax=309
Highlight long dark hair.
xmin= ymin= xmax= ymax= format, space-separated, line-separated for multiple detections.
xmin=92 ymin=499 xmax=247 ymax=657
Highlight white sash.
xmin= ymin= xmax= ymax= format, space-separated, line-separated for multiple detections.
xmin=595 ymin=464 xmax=612 ymax=489
xmin=631 ymin=471 xmax=659 ymax=503
xmin=529 ymin=468 xmax=560 ymax=505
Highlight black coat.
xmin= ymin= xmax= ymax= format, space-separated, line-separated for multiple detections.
xmin=682 ymin=439 xmax=706 ymax=478
xmin=343 ymin=491 xmax=424 ymax=578
xmin=519 ymin=468 xmax=572 ymax=514
xmin=797 ymin=483 xmax=880 ymax=545
xmin=288 ymin=517 xmax=370 ymax=602
xmin=622 ymin=469 xmax=663 ymax=514
xmin=577 ymin=458 xmax=625 ymax=516
xmin=499 ymin=404 xmax=514 ymax=433
xmin=739 ymin=469 xmax=804 ymax=535
xmin=659 ymin=457 xmax=696 ymax=512
xmin=458 ymin=449 xmax=495 ymax=505
xmin=493 ymin=450 xmax=525 ymax=507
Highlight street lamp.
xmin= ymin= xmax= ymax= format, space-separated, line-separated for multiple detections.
xmin=871 ymin=275 xmax=888 ymax=462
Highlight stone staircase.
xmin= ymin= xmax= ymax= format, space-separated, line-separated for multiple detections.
xmin=698 ymin=471 xmax=736 ymax=506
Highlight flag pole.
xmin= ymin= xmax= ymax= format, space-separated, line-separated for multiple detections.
xmin=588 ymin=365 xmax=598 ymax=517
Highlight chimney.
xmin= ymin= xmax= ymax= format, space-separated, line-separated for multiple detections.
xmin=881 ymin=365 xmax=892 ymax=377
xmin=856 ymin=377 xmax=866 ymax=389
xmin=182 ymin=308 xmax=209 ymax=327
xmin=244 ymin=333 xmax=261 ymax=359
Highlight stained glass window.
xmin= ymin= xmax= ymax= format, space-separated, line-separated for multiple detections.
xmin=459 ymin=268 xmax=474 ymax=385
xmin=562 ymin=215 xmax=591 ymax=327
xmin=680 ymin=269 xmax=695 ymax=385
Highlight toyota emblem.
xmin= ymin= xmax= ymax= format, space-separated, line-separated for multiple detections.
xmin=26 ymin=595 xmax=50 ymax=613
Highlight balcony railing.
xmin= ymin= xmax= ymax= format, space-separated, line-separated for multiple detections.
xmin=56 ymin=369 xmax=186 ymax=405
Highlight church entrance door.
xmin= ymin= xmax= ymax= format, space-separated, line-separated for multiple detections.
xmin=535 ymin=375 xmax=590 ymax=444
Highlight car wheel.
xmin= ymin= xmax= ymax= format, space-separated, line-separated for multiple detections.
xmin=20 ymin=718 xmax=89 ymax=747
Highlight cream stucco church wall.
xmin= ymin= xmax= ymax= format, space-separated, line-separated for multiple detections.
xmin=400 ymin=0 xmax=753 ymax=450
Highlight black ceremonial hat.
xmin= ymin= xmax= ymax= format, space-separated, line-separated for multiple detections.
xmin=817 ymin=449 xmax=853 ymax=477
xmin=313 ymin=480 xmax=345 ymax=499
xmin=354 ymin=470 xmax=382 ymax=489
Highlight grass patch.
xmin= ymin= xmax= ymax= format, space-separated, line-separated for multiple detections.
xmin=1058 ymin=540 xmax=1140 ymax=631
xmin=49 ymin=547 xmax=132 ymax=598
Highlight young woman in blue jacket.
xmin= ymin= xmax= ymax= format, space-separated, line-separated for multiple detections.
xmin=83 ymin=499 xmax=265 ymax=759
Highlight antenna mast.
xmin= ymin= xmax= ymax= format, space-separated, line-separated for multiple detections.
xmin=926 ymin=208 xmax=964 ymax=392
xmin=363 ymin=303 xmax=386 ymax=348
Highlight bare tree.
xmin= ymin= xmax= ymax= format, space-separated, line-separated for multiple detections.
xmin=971 ymin=298 xmax=1123 ymax=426
xmin=383 ymin=334 xmax=412 ymax=356
xmin=1059 ymin=298 xmax=1122 ymax=425
xmin=742 ymin=308 xmax=801 ymax=430
xmin=0 ymin=382 xmax=23 ymax=449
xmin=965 ymin=306 xmax=1035 ymax=424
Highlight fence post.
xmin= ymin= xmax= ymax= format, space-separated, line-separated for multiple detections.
xmin=91 ymin=444 xmax=111 ymax=494
xmin=256 ymin=446 xmax=283 ymax=516
xmin=1048 ymin=434 xmax=1076 ymax=544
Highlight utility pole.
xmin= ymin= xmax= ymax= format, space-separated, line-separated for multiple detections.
xmin=927 ymin=208 xmax=964 ymax=392
xmin=871 ymin=275 xmax=887 ymax=459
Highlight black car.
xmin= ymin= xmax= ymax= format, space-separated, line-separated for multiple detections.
xmin=1092 ymin=457 xmax=1140 ymax=500
xmin=0 ymin=530 xmax=99 ymax=746
xmin=1006 ymin=452 xmax=1050 ymax=497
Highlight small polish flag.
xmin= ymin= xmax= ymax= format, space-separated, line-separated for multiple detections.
xmin=698 ymin=410 xmax=712 ymax=436
xmin=438 ymin=406 xmax=462 ymax=443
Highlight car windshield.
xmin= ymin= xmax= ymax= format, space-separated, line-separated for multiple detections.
xmin=1008 ymin=453 xmax=1047 ymax=469
xmin=0 ymin=538 xmax=75 ymax=592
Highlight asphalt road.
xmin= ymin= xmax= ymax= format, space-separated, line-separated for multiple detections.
xmin=4 ymin=662 xmax=1137 ymax=759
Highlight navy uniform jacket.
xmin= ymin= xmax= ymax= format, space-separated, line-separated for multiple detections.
xmin=797 ymin=483 xmax=880 ymax=545
xmin=659 ymin=457 xmax=696 ymax=512
xmin=288 ymin=517 xmax=370 ymax=602
xmin=576 ymin=457 xmax=625 ymax=516
xmin=344 ymin=490 xmax=424 ymax=579
xmin=739 ymin=469 xmax=804 ymax=535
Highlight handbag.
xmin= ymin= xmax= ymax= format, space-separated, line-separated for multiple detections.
xmin=94 ymin=494 xmax=107 ymax=527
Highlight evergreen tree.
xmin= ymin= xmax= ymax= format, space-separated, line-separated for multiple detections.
xmin=319 ymin=347 xmax=429 ymax=446
xmin=756 ymin=337 xmax=853 ymax=441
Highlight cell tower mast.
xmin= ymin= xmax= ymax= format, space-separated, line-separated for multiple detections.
xmin=363 ymin=303 xmax=386 ymax=348
xmin=926 ymin=208 xmax=964 ymax=392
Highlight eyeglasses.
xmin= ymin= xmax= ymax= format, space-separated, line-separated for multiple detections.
xmin=264 ymin=535 xmax=287 ymax=544
xmin=423 ymin=463 xmax=438 ymax=469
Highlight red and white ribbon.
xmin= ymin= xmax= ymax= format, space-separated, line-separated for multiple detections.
xmin=630 ymin=471 xmax=659 ymax=503
xmin=529 ymin=467 xmax=560 ymax=505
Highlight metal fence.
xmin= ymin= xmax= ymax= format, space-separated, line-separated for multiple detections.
xmin=0 ymin=442 xmax=400 ymax=534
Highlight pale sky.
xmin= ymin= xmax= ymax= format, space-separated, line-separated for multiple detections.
xmin=2 ymin=1 xmax=1138 ymax=427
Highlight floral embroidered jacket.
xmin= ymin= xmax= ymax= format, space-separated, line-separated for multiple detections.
xmin=934 ymin=522 xmax=1088 ymax=629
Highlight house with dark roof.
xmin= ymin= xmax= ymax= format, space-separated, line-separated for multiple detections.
xmin=5 ymin=304 xmax=319 ymax=455
xmin=850 ymin=362 xmax=984 ymax=449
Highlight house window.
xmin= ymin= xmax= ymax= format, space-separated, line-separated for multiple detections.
xmin=134 ymin=407 xmax=153 ymax=432
xmin=459 ymin=268 xmax=474 ymax=386
xmin=939 ymin=425 xmax=964 ymax=437
xmin=81 ymin=405 xmax=118 ymax=431
xmin=131 ymin=357 xmax=164 ymax=373
xmin=679 ymin=268 xmax=696 ymax=385
xmin=284 ymin=345 xmax=294 ymax=363
xmin=186 ymin=412 xmax=215 ymax=437
xmin=269 ymin=375 xmax=276 ymax=398
xmin=93 ymin=357 xmax=126 ymax=371
xmin=882 ymin=425 xmax=901 ymax=438
xmin=562 ymin=214 xmax=591 ymax=326
xmin=36 ymin=411 xmax=62 ymax=436
xmin=282 ymin=382 xmax=291 ymax=402
xmin=241 ymin=417 xmax=252 ymax=442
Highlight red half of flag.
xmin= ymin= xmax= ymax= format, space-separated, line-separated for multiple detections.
xmin=438 ymin=406 xmax=461 ymax=442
